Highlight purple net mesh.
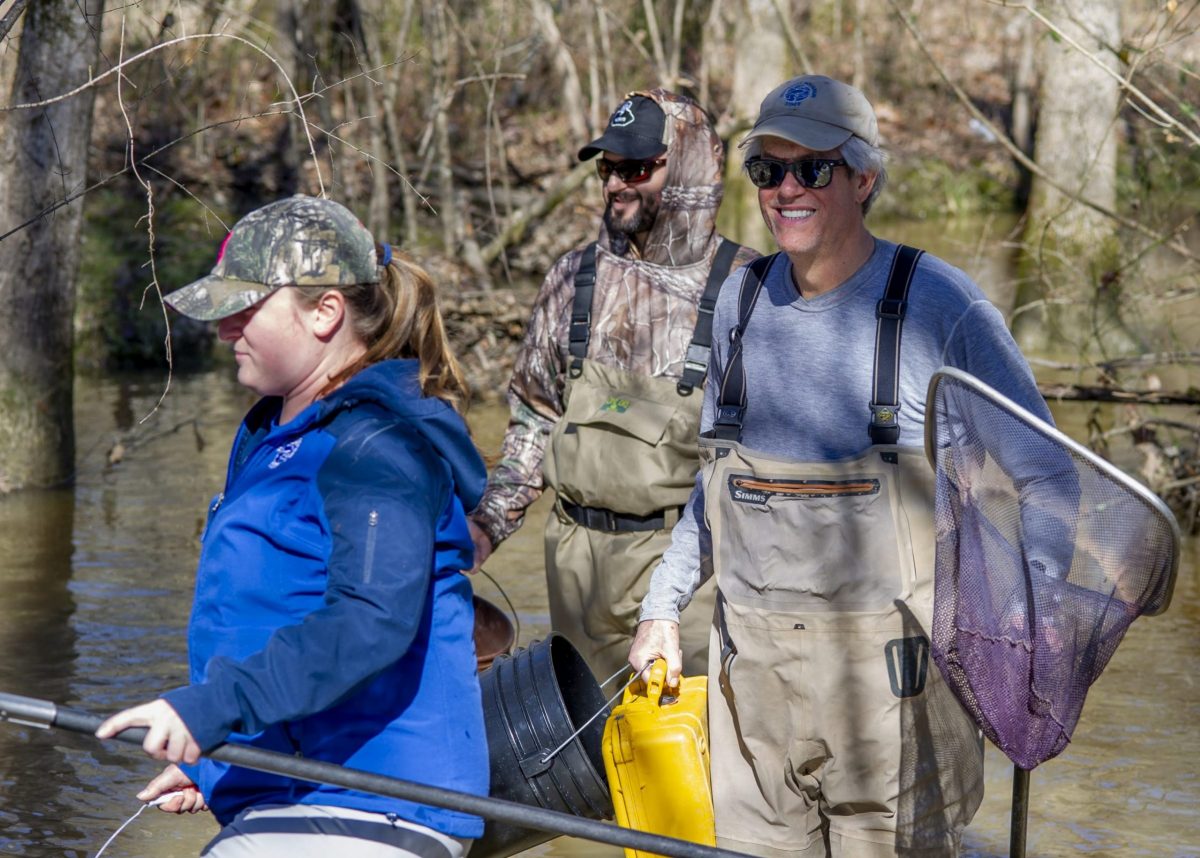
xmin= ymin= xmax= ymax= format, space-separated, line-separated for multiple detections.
xmin=927 ymin=369 xmax=1179 ymax=770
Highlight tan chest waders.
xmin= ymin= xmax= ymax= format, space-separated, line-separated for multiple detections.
xmin=701 ymin=251 xmax=984 ymax=858
xmin=541 ymin=241 xmax=737 ymax=679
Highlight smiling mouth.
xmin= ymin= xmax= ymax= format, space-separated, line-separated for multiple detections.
xmin=778 ymin=209 xmax=814 ymax=220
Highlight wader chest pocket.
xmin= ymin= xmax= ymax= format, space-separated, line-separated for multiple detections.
xmin=569 ymin=394 xmax=678 ymax=446
xmin=727 ymin=475 xmax=881 ymax=505
xmin=717 ymin=469 xmax=903 ymax=611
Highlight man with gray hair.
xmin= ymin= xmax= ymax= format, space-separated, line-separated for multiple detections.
xmin=630 ymin=74 xmax=1050 ymax=856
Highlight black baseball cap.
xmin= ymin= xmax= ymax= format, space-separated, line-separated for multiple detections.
xmin=577 ymin=95 xmax=668 ymax=161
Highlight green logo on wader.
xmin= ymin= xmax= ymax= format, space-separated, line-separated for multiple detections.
xmin=601 ymin=396 xmax=632 ymax=413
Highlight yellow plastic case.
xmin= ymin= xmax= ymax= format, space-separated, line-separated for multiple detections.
xmin=601 ymin=659 xmax=715 ymax=857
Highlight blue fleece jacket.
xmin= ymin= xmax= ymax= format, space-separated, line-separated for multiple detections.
xmin=162 ymin=360 xmax=488 ymax=836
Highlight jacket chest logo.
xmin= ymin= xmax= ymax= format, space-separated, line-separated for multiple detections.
xmin=268 ymin=438 xmax=303 ymax=469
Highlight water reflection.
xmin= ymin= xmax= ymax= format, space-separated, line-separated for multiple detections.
xmin=0 ymin=488 xmax=87 ymax=853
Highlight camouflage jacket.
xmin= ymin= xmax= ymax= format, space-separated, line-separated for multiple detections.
xmin=472 ymin=91 xmax=760 ymax=547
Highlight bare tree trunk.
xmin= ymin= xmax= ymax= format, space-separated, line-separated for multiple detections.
xmin=1011 ymin=13 xmax=1036 ymax=158
xmin=769 ymin=0 xmax=813 ymax=75
xmin=274 ymin=0 xmax=305 ymax=196
xmin=531 ymin=0 xmax=589 ymax=146
xmin=698 ymin=0 xmax=725 ymax=113
xmin=595 ymin=1 xmax=616 ymax=111
xmin=641 ymin=0 xmax=669 ymax=84
xmin=350 ymin=1 xmax=391 ymax=239
xmin=585 ymin=18 xmax=602 ymax=133
xmin=0 ymin=0 xmax=105 ymax=492
xmin=719 ymin=0 xmax=788 ymax=249
xmin=1010 ymin=11 xmax=1037 ymax=205
xmin=373 ymin=0 xmax=419 ymax=246
xmin=851 ymin=0 xmax=866 ymax=90
xmin=1026 ymin=0 xmax=1120 ymax=247
xmin=668 ymin=0 xmax=685 ymax=85
xmin=1016 ymin=0 xmax=1128 ymax=355
xmin=425 ymin=0 xmax=460 ymax=252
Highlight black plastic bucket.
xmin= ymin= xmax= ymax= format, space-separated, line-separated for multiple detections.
xmin=471 ymin=633 xmax=613 ymax=858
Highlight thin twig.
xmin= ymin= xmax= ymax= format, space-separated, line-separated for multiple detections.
xmin=1011 ymin=1 xmax=1200 ymax=148
xmin=0 ymin=0 xmax=28 ymax=42
xmin=0 ymin=31 xmax=326 ymax=197
xmin=116 ymin=16 xmax=172 ymax=424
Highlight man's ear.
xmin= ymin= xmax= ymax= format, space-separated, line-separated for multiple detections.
xmin=855 ymin=170 xmax=878 ymax=205
xmin=311 ymin=289 xmax=347 ymax=339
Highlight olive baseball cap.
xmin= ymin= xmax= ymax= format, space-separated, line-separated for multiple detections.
xmin=740 ymin=75 xmax=879 ymax=151
xmin=165 ymin=195 xmax=380 ymax=321
xmin=578 ymin=95 xmax=668 ymax=161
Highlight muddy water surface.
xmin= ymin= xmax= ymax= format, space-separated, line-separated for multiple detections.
xmin=0 ymin=376 xmax=1194 ymax=857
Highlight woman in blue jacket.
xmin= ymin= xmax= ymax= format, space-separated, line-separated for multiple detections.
xmin=97 ymin=195 xmax=488 ymax=857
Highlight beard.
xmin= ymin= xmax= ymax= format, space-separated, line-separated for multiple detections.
xmin=603 ymin=192 xmax=659 ymax=257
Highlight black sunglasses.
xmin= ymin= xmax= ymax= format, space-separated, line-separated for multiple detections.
xmin=596 ymin=158 xmax=666 ymax=185
xmin=744 ymin=157 xmax=848 ymax=190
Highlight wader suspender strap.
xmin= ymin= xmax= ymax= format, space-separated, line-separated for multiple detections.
xmin=568 ymin=239 xmax=741 ymax=393
xmin=677 ymin=238 xmax=741 ymax=396
xmin=567 ymin=242 xmax=599 ymax=379
xmin=710 ymin=254 xmax=776 ymax=441
xmin=868 ymin=245 xmax=923 ymax=444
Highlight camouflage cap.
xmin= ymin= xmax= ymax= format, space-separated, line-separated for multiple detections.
xmin=164 ymin=195 xmax=380 ymax=321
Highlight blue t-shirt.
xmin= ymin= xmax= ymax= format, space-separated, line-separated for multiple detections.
xmin=642 ymin=239 xmax=1050 ymax=620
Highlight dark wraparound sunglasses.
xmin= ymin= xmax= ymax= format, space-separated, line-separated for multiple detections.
xmin=596 ymin=158 xmax=666 ymax=185
xmin=745 ymin=157 xmax=848 ymax=190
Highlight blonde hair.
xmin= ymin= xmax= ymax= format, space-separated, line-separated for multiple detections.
xmin=295 ymin=248 xmax=471 ymax=415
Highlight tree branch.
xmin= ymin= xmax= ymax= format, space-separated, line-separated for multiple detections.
xmin=883 ymin=0 xmax=1200 ymax=266
xmin=0 ymin=0 xmax=28 ymax=42
xmin=1039 ymin=383 xmax=1200 ymax=406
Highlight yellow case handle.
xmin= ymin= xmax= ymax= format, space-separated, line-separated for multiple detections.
xmin=646 ymin=658 xmax=668 ymax=706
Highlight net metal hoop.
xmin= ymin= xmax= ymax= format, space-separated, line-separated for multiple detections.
xmin=925 ymin=366 xmax=1181 ymax=615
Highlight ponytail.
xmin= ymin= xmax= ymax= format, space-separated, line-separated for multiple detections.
xmin=296 ymin=245 xmax=471 ymax=415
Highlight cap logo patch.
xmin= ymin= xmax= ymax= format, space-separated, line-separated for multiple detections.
xmin=783 ymin=82 xmax=816 ymax=105
xmin=610 ymin=99 xmax=636 ymax=127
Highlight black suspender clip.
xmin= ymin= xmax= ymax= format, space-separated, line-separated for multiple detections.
xmin=677 ymin=342 xmax=712 ymax=396
xmin=876 ymin=297 xmax=907 ymax=320
xmin=869 ymin=403 xmax=901 ymax=445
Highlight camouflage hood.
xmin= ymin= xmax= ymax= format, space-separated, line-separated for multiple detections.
xmin=598 ymin=89 xmax=726 ymax=268
xmin=165 ymin=195 xmax=380 ymax=321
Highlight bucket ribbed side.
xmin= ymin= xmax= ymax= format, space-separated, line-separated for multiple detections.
xmin=473 ymin=633 xmax=613 ymax=858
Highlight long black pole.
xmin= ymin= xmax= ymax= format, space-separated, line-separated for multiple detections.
xmin=0 ymin=692 xmax=751 ymax=858
xmin=1009 ymin=764 xmax=1029 ymax=858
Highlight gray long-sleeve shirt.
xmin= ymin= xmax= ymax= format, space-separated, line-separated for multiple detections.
xmin=640 ymin=238 xmax=1051 ymax=622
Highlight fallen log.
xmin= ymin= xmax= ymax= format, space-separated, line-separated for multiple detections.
xmin=1038 ymin=383 xmax=1200 ymax=406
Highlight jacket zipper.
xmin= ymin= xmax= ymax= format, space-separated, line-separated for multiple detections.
xmin=363 ymin=510 xmax=379 ymax=582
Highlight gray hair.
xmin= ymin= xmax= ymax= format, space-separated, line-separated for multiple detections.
xmin=742 ymin=134 xmax=888 ymax=215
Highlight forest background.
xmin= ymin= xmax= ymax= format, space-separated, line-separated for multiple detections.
xmin=0 ymin=0 xmax=1198 ymax=528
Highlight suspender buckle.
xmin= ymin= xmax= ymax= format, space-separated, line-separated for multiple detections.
xmin=568 ymin=312 xmax=591 ymax=346
xmin=876 ymin=297 xmax=907 ymax=320
xmin=714 ymin=405 xmax=745 ymax=428
xmin=869 ymin=403 xmax=901 ymax=444
xmin=683 ymin=343 xmax=711 ymax=376
xmin=870 ymin=403 xmax=900 ymax=425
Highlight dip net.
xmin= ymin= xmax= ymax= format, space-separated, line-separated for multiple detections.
xmin=926 ymin=369 xmax=1180 ymax=770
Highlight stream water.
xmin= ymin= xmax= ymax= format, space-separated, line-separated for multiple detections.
xmin=0 ymin=216 xmax=1196 ymax=856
